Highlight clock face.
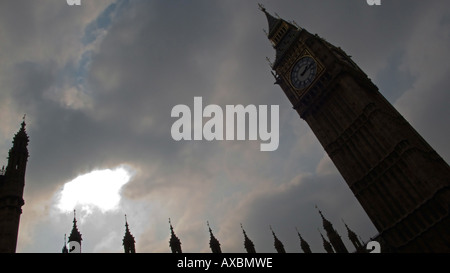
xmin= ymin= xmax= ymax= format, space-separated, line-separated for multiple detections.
xmin=290 ymin=56 xmax=317 ymax=90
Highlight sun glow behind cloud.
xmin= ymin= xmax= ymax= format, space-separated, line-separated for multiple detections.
xmin=55 ymin=165 xmax=134 ymax=214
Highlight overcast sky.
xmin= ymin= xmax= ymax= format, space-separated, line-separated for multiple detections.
xmin=0 ymin=0 xmax=449 ymax=253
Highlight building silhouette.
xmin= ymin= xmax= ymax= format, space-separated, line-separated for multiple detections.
xmin=270 ymin=226 xmax=286 ymax=253
xmin=0 ymin=119 xmax=29 ymax=253
xmin=207 ymin=221 xmax=222 ymax=253
xmin=0 ymin=119 xmax=368 ymax=253
xmin=123 ymin=215 xmax=136 ymax=253
xmin=67 ymin=210 xmax=82 ymax=253
xmin=168 ymin=218 xmax=182 ymax=253
xmin=241 ymin=223 xmax=256 ymax=253
xmin=319 ymin=229 xmax=334 ymax=253
xmin=62 ymin=234 xmax=69 ymax=253
xmin=296 ymin=227 xmax=312 ymax=253
xmin=343 ymin=219 xmax=365 ymax=252
xmin=260 ymin=5 xmax=450 ymax=252
xmin=317 ymin=207 xmax=348 ymax=253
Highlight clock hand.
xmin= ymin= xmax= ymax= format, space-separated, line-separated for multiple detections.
xmin=300 ymin=64 xmax=310 ymax=77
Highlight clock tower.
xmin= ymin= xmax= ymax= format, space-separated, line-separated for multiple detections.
xmin=260 ymin=6 xmax=450 ymax=252
xmin=0 ymin=119 xmax=29 ymax=253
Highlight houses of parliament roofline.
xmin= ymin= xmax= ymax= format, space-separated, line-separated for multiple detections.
xmin=60 ymin=210 xmax=374 ymax=253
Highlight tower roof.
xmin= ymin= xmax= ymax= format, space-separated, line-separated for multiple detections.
xmin=207 ymin=221 xmax=222 ymax=253
xmin=343 ymin=221 xmax=359 ymax=242
xmin=14 ymin=115 xmax=28 ymax=138
xmin=316 ymin=205 xmax=333 ymax=230
xmin=259 ymin=4 xmax=301 ymax=69
xmin=258 ymin=3 xmax=282 ymax=37
xmin=5 ymin=116 xmax=29 ymax=176
xmin=319 ymin=229 xmax=334 ymax=253
xmin=296 ymin=227 xmax=312 ymax=253
xmin=123 ymin=215 xmax=135 ymax=244
xmin=62 ymin=234 xmax=68 ymax=253
xmin=68 ymin=210 xmax=82 ymax=243
xmin=169 ymin=218 xmax=182 ymax=253
xmin=270 ymin=226 xmax=286 ymax=253
xmin=241 ymin=224 xmax=256 ymax=253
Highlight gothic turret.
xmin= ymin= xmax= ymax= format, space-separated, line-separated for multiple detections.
xmin=123 ymin=215 xmax=136 ymax=253
xmin=169 ymin=218 xmax=182 ymax=253
xmin=317 ymin=207 xmax=348 ymax=253
xmin=207 ymin=221 xmax=222 ymax=253
xmin=62 ymin=234 xmax=68 ymax=253
xmin=296 ymin=227 xmax=312 ymax=253
xmin=5 ymin=118 xmax=29 ymax=181
xmin=319 ymin=229 xmax=334 ymax=253
xmin=270 ymin=226 xmax=286 ymax=253
xmin=68 ymin=210 xmax=82 ymax=252
xmin=0 ymin=118 xmax=29 ymax=253
xmin=343 ymin=220 xmax=364 ymax=252
xmin=241 ymin=224 xmax=256 ymax=253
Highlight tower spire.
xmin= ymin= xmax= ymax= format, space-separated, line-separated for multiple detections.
xmin=258 ymin=3 xmax=299 ymax=63
xmin=296 ymin=227 xmax=312 ymax=253
xmin=207 ymin=221 xmax=222 ymax=253
xmin=258 ymin=3 xmax=283 ymax=38
xmin=262 ymin=7 xmax=450 ymax=252
xmin=123 ymin=214 xmax=136 ymax=253
xmin=68 ymin=209 xmax=82 ymax=253
xmin=168 ymin=218 xmax=182 ymax=253
xmin=342 ymin=219 xmax=364 ymax=252
xmin=5 ymin=117 xmax=29 ymax=178
xmin=62 ymin=234 xmax=68 ymax=253
xmin=270 ymin=226 xmax=286 ymax=253
xmin=240 ymin=224 xmax=256 ymax=253
xmin=319 ymin=229 xmax=334 ymax=253
xmin=316 ymin=206 xmax=348 ymax=253
xmin=0 ymin=119 xmax=29 ymax=252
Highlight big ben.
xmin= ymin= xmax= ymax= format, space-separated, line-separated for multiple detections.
xmin=260 ymin=5 xmax=450 ymax=252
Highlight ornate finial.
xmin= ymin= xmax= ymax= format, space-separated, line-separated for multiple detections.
xmin=315 ymin=204 xmax=324 ymax=216
xmin=258 ymin=3 xmax=266 ymax=12
xmin=263 ymin=28 xmax=268 ymax=36
xmin=274 ymin=12 xmax=280 ymax=18
xmin=168 ymin=218 xmax=182 ymax=253
xmin=292 ymin=20 xmax=300 ymax=29
xmin=341 ymin=218 xmax=348 ymax=228
xmin=240 ymin=223 xmax=248 ymax=236
xmin=169 ymin=218 xmax=174 ymax=231
xmin=20 ymin=114 xmax=27 ymax=131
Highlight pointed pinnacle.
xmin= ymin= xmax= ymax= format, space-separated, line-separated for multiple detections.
xmin=258 ymin=3 xmax=266 ymax=12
